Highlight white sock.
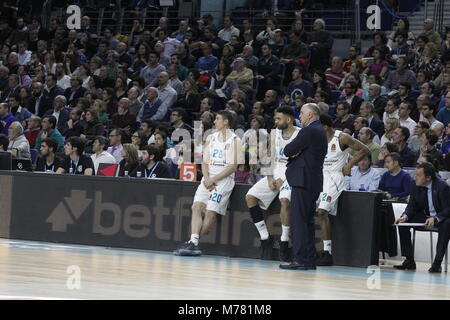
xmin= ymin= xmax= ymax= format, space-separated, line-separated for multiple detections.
xmin=281 ymin=225 xmax=290 ymax=242
xmin=255 ymin=221 xmax=269 ymax=240
xmin=323 ymin=240 xmax=332 ymax=254
xmin=190 ymin=234 xmax=199 ymax=246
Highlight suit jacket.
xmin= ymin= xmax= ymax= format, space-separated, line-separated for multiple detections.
xmin=64 ymin=87 xmax=87 ymax=107
xmin=369 ymin=116 xmax=385 ymax=139
xmin=28 ymin=94 xmax=52 ymax=117
xmin=404 ymin=178 xmax=450 ymax=223
xmin=348 ymin=95 xmax=364 ymax=115
xmin=284 ymin=120 xmax=328 ymax=194
xmin=46 ymin=85 xmax=65 ymax=103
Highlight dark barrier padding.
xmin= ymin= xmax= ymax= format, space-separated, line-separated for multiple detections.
xmin=1 ymin=172 xmax=382 ymax=266
xmin=332 ymin=191 xmax=383 ymax=268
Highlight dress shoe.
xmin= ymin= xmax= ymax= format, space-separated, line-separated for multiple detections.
xmin=428 ymin=262 xmax=442 ymax=273
xmin=279 ymin=262 xmax=316 ymax=270
xmin=316 ymin=250 xmax=333 ymax=266
xmin=393 ymin=259 xmax=416 ymax=270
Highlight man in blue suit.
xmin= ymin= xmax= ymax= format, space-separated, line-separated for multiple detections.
xmin=280 ymin=103 xmax=328 ymax=270
xmin=394 ymin=162 xmax=450 ymax=273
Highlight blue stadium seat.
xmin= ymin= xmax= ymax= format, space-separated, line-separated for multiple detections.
xmin=30 ymin=149 xmax=39 ymax=165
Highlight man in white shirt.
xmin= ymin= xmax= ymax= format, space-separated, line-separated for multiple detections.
xmin=91 ymin=136 xmax=116 ymax=175
xmin=55 ymin=63 xmax=71 ymax=90
xmin=383 ymin=98 xmax=400 ymax=125
xmin=155 ymin=72 xmax=177 ymax=121
xmin=17 ymin=42 xmax=32 ymax=66
xmin=420 ymin=101 xmax=444 ymax=137
xmin=398 ymin=101 xmax=416 ymax=139
xmin=218 ymin=16 xmax=240 ymax=42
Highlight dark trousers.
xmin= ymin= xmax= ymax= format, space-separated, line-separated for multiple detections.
xmin=399 ymin=212 xmax=450 ymax=263
xmin=291 ymin=187 xmax=319 ymax=265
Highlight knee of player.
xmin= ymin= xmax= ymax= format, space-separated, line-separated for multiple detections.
xmin=205 ymin=211 xmax=217 ymax=221
xmin=316 ymin=209 xmax=329 ymax=219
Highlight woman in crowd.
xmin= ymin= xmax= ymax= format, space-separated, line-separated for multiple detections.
xmin=118 ymin=143 xmax=140 ymax=177
xmin=131 ymin=42 xmax=150 ymax=75
xmin=81 ymin=108 xmax=105 ymax=142
xmin=381 ymin=118 xmax=400 ymax=147
xmin=413 ymin=42 xmax=442 ymax=79
xmin=221 ymin=44 xmax=235 ymax=65
xmin=131 ymin=130 xmax=147 ymax=159
xmin=114 ymin=77 xmax=128 ymax=101
xmin=209 ymin=58 xmax=232 ymax=91
xmin=387 ymin=18 xmax=415 ymax=47
xmin=312 ymin=71 xmax=330 ymax=95
xmin=92 ymin=99 xmax=109 ymax=126
xmin=364 ymin=47 xmax=389 ymax=78
xmin=408 ymin=121 xmax=430 ymax=153
xmin=102 ymin=87 xmax=118 ymax=116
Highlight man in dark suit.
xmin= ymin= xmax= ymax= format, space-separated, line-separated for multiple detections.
xmin=280 ymin=103 xmax=328 ymax=270
xmin=394 ymin=162 xmax=450 ymax=273
xmin=64 ymin=77 xmax=87 ymax=108
xmin=29 ymin=82 xmax=52 ymax=117
xmin=44 ymin=95 xmax=70 ymax=136
xmin=360 ymin=101 xmax=384 ymax=138
xmin=45 ymin=73 xmax=65 ymax=103
xmin=339 ymin=80 xmax=363 ymax=115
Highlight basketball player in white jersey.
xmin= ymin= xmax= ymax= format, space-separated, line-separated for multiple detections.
xmin=316 ymin=114 xmax=370 ymax=266
xmin=246 ymin=106 xmax=300 ymax=261
xmin=174 ymin=110 xmax=243 ymax=256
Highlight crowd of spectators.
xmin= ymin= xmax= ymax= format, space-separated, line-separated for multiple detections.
xmin=0 ymin=8 xmax=449 ymax=190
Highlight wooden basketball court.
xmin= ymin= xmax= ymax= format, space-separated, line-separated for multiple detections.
xmin=0 ymin=239 xmax=448 ymax=300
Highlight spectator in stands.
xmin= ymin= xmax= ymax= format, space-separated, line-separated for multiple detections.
xmin=81 ymin=108 xmax=105 ymax=142
xmin=392 ymin=126 xmax=417 ymax=167
xmin=390 ymin=31 xmax=411 ymax=57
xmin=262 ymin=89 xmax=279 ymax=117
xmin=280 ymin=31 xmax=309 ymax=85
xmin=384 ymin=57 xmax=417 ymax=92
xmin=286 ymin=66 xmax=313 ymax=101
xmin=56 ymin=136 xmax=94 ymax=175
xmin=116 ymin=42 xmax=132 ymax=70
xmin=1 ymin=73 xmax=20 ymax=102
xmin=420 ymin=81 xmax=440 ymax=107
xmin=117 ymin=143 xmax=139 ymax=177
xmin=44 ymin=95 xmax=70 ymax=136
xmin=381 ymin=118 xmax=399 ymax=147
xmin=131 ymin=131 xmax=147 ymax=157
xmin=35 ymin=137 xmax=62 ymax=172
xmin=387 ymin=18 xmax=415 ymax=47
xmin=360 ymin=101 xmax=384 ymax=138
xmin=378 ymin=152 xmax=412 ymax=201
xmin=130 ymin=145 xmax=172 ymax=179
xmin=170 ymin=108 xmax=193 ymax=135
xmin=0 ymin=102 xmax=16 ymax=135
xmin=167 ymin=64 xmax=183 ymax=96
xmin=140 ymin=51 xmax=166 ymax=87
xmin=325 ymin=56 xmax=345 ymax=91
xmin=333 ymin=101 xmax=355 ymax=134
xmin=155 ymin=72 xmax=177 ymax=119
xmin=218 ymin=16 xmax=240 ymax=43
xmin=55 ymin=63 xmax=71 ymax=90
xmin=45 ymin=74 xmax=64 ymax=104
xmin=364 ymin=47 xmax=389 ymax=78
xmin=308 ymin=18 xmax=333 ymax=71
xmin=340 ymin=80 xmax=363 ymax=115
xmin=8 ymin=94 xmax=31 ymax=125
xmin=418 ymin=19 xmax=441 ymax=49
xmin=418 ymin=129 xmax=443 ymax=170
xmin=396 ymin=82 xmax=413 ymax=105
xmin=345 ymin=154 xmax=381 ymax=191
xmin=436 ymin=92 xmax=450 ymax=127
xmin=34 ymin=115 xmax=64 ymax=153
xmin=24 ymin=115 xmax=41 ymax=148
xmin=441 ymin=123 xmax=450 ymax=154
xmin=353 ymin=127 xmax=381 ymax=166
xmin=196 ymin=42 xmax=219 ymax=76
xmin=7 ymin=121 xmax=30 ymax=159
xmin=256 ymin=44 xmax=281 ymax=99
xmin=239 ymin=45 xmax=258 ymax=72
xmin=109 ymin=97 xmax=136 ymax=135
xmin=107 ymin=128 xmax=124 ymax=163
xmin=408 ymin=121 xmax=430 ymax=153
xmin=420 ymin=101 xmax=444 ymax=137
xmin=127 ymin=86 xmax=143 ymax=117
xmin=137 ymin=87 xmax=162 ymax=123
xmin=91 ymin=136 xmax=116 ymax=175
xmin=154 ymin=41 xmax=170 ymax=68
xmin=368 ymin=84 xmax=387 ymax=119
xmin=6 ymin=17 xmax=28 ymax=46
xmin=225 ymin=57 xmax=253 ymax=93
xmin=65 ymin=108 xmax=84 ymax=139
xmin=177 ymin=42 xmax=196 ymax=69
xmin=364 ymin=31 xmax=390 ymax=59
xmin=352 ymin=116 xmax=369 ymax=139
xmin=343 ymin=44 xmax=364 ymax=73
xmin=398 ymin=101 xmax=417 ymax=138
xmin=249 ymin=101 xmax=273 ymax=130
xmin=377 ymin=142 xmax=398 ymax=167
xmin=414 ymin=43 xmax=442 ymax=79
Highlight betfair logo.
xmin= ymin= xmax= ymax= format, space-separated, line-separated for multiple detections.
xmin=47 ymin=190 xmax=92 ymax=232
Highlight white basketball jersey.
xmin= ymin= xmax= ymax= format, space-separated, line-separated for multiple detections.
xmin=208 ymin=131 xmax=238 ymax=177
xmin=323 ymin=130 xmax=349 ymax=173
xmin=273 ymin=127 xmax=301 ymax=178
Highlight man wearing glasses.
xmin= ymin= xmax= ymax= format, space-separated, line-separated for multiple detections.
xmin=107 ymin=128 xmax=124 ymax=163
